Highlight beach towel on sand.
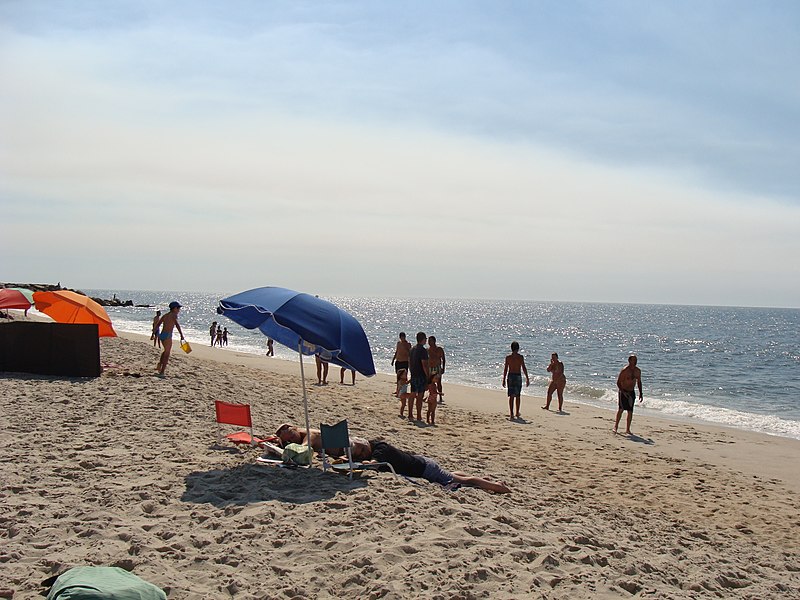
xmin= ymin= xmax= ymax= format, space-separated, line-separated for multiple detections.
xmin=44 ymin=566 xmax=167 ymax=600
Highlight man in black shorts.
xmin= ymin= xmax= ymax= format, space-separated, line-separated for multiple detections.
xmin=615 ymin=355 xmax=643 ymax=434
xmin=408 ymin=332 xmax=429 ymax=421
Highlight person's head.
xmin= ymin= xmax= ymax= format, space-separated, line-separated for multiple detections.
xmin=428 ymin=381 xmax=438 ymax=395
xmin=397 ymin=368 xmax=408 ymax=382
xmin=628 ymin=355 xmax=638 ymax=366
xmin=551 ymin=353 xmax=558 ymax=360
xmin=276 ymin=424 xmax=303 ymax=445
xmin=428 ymin=335 xmax=437 ymax=346
xmin=156 ymin=310 xmax=161 ymax=316
xmin=511 ymin=341 xmax=519 ymax=353
xmin=399 ymin=332 xmax=406 ymax=340
xmin=349 ymin=437 xmax=372 ymax=462
xmin=168 ymin=301 xmax=181 ymax=313
xmin=416 ymin=331 xmax=427 ymax=344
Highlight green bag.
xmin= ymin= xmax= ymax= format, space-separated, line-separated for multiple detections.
xmin=46 ymin=566 xmax=166 ymax=600
xmin=282 ymin=443 xmax=312 ymax=465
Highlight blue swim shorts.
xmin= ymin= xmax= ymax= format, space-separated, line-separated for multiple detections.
xmin=159 ymin=330 xmax=172 ymax=342
xmin=420 ymin=457 xmax=454 ymax=486
xmin=506 ymin=372 xmax=522 ymax=397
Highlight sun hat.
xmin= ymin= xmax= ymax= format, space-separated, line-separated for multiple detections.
xmin=168 ymin=301 xmax=182 ymax=310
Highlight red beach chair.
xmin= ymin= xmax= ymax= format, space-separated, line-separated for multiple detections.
xmin=214 ymin=400 xmax=265 ymax=447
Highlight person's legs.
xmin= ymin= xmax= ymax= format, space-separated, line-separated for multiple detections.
xmin=508 ymin=395 xmax=514 ymax=419
xmin=158 ymin=338 xmax=173 ymax=375
xmin=415 ymin=393 xmax=424 ymax=420
xmin=626 ymin=410 xmax=634 ymax=434
xmin=614 ymin=408 xmax=624 ymax=432
xmin=322 ymin=362 xmax=328 ymax=384
xmin=556 ymin=383 xmax=565 ymax=411
xmin=544 ymin=381 xmax=556 ymax=409
xmin=515 ymin=395 xmax=521 ymax=418
xmin=451 ymin=472 xmax=511 ymax=494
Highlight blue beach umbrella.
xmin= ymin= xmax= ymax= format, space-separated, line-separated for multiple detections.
xmin=217 ymin=286 xmax=376 ymax=449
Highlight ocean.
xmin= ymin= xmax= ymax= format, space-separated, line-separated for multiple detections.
xmin=83 ymin=289 xmax=800 ymax=441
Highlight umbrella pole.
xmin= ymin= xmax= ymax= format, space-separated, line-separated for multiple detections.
xmin=298 ymin=341 xmax=312 ymax=458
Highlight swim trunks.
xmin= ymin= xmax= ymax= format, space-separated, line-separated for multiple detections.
xmin=618 ymin=389 xmax=636 ymax=412
xmin=395 ymin=360 xmax=409 ymax=373
xmin=507 ymin=372 xmax=522 ymax=397
xmin=411 ymin=374 xmax=427 ymax=394
xmin=420 ymin=457 xmax=454 ymax=486
xmin=159 ymin=330 xmax=172 ymax=342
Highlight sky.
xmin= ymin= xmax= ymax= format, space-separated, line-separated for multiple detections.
xmin=1 ymin=1 xmax=799 ymax=307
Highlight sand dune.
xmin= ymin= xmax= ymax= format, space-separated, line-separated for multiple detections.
xmin=1 ymin=333 xmax=798 ymax=598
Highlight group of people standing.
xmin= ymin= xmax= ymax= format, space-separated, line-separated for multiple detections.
xmin=208 ymin=321 xmax=228 ymax=347
xmin=392 ymin=332 xmax=446 ymax=425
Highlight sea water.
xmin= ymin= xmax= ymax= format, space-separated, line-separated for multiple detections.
xmin=83 ymin=289 xmax=800 ymax=440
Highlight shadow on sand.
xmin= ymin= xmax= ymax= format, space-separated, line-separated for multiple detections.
xmin=182 ymin=463 xmax=367 ymax=506
xmin=625 ymin=433 xmax=655 ymax=445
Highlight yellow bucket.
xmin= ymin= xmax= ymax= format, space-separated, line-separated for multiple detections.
xmin=180 ymin=340 xmax=192 ymax=354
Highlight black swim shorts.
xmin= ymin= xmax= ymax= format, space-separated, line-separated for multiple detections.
xmin=618 ymin=389 xmax=636 ymax=412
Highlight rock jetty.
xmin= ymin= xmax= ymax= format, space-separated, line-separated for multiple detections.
xmin=0 ymin=282 xmax=143 ymax=307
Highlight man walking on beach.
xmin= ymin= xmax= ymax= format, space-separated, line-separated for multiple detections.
xmin=427 ymin=336 xmax=446 ymax=400
xmin=615 ymin=355 xmax=643 ymax=434
xmin=153 ymin=301 xmax=185 ymax=377
xmin=409 ymin=332 xmax=430 ymax=421
xmin=503 ymin=342 xmax=530 ymax=419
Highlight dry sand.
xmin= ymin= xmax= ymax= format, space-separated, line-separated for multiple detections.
xmin=1 ymin=331 xmax=799 ymax=599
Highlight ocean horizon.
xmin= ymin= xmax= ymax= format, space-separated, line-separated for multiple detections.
xmin=81 ymin=288 xmax=800 ymax=441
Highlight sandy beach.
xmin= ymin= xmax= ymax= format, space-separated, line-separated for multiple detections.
xmin=2 ymin=331 xmax=799 ymax=599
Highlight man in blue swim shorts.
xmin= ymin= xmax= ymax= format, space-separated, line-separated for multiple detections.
xmin=502 ymin=341 xmax=530 ymax=420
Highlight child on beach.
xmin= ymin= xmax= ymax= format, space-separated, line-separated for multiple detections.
xmin=153 ymin=301 xmax=185 ymax=377
xmin=396 ymin=369 xmax=415 ymax=418
xmin=425 ymin=377 xmax=440 ymax=425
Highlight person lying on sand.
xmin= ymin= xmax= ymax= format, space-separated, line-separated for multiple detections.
xmin=275 ymin=423 xmax=323 ymax=451
xmin=350 ymin=438 xmax=511 ymax=494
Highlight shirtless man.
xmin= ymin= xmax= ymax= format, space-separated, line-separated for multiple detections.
xmin=276 ymin=423 xmax=323 ymax=451
xmin=391 ymin=332 xmax=412 ymax=375
xmin=502 ymin=341 xmax=530 ymax=419
xmin=153 ymin=301 xmax=185 ymax=377
xmin=427 ymin=336 xmax=446 ymax=400
xmin=543 ymin=353 xmax=567 ymax=412
xmin=615 ymin=355 xmax=643 ymax=434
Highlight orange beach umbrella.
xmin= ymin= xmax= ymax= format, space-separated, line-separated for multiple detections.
xmin=33 ymin=290 xmax=117 ymax=337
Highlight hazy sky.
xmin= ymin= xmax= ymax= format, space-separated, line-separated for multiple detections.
xmin=2 ymin=1 xmax=799 ymax=307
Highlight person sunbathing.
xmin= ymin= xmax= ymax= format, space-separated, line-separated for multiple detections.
xmin=350 ymin=438 xmax=511 ymax=494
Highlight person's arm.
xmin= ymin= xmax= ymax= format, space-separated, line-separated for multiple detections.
xmin=441 ymin=350 xmax=445 ymax=373
xmin=637 ymin=372 xmax=643 ymax=401
xmin=502 ymin=357 xmax=509 ymax=386
xmin=391 ymin=344 xmax=397 ymax=365
xmin=176 ymin=321 xmax=184 ymax=340
xmin=616 ymin=369 xmax=624 ymax=390
xmin=522 ymin=358 xmax=530 ymax=386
